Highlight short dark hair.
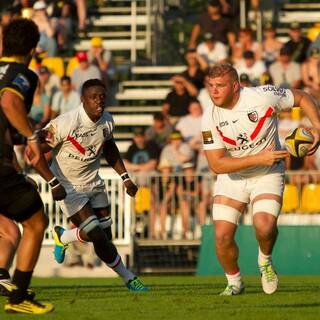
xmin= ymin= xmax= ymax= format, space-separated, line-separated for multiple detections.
xmin=81 ymin=78 xmax=106 ymax=95
xmin=61 ymin=75 xmax=71 ymax=84
xmin=2 ymin=18 xmax=40 ymax=57
xmin=153 ymin=112 xmax=165 ymax=121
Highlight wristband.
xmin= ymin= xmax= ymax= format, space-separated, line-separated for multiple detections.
xmin=48 ymin=177 xmax=60 ymax=188
xmin=27 ymin=132 xmax=38 ymax=141
xmin=120 ymin=172 xmax=130 ymax=181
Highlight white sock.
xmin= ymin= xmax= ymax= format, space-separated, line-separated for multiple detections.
xmin=258 ymin=247 xmax=271 ymax=265
xmin=60 ymin=228 xmax=85 ymax=245
xmin=107 ymin=254 xmax=135 ymax=283
xmin=226 ymin=270 xmax=242 ymax=287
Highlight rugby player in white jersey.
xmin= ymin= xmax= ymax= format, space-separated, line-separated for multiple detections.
xmin=36 ymin=79 xmax=147 ymax=292
xmin=202 ymin=64 xmax=320 ymax=295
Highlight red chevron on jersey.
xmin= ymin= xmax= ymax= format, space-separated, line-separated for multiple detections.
xmin=216 ymin=126 xmax=236 ymax=145
xmin=67 ymin=135 xmax=86 ymax=155
xmin=250 ymin=106 xmax=273 ymax=140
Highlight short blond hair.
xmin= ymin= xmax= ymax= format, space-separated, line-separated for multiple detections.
xmin=208 ymin=63 xmax=239 ymax=82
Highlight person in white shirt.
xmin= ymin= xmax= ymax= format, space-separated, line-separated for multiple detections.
xmin=235 ymin=50 xmax=266 ymax=86
xmin=196 ymin=32 xmax=228 ymax=65
xmin=202 ymin=63 xmax=320 ymax=296
xmin=39 ymin=79 xmax=148 ymax=292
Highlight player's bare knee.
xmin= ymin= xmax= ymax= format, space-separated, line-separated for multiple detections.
xmin=215 ymin=231 xmax=235 ymax=248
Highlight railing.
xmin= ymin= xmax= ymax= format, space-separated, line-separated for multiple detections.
xmin=31 ymin=169 xmax=320 ymax=245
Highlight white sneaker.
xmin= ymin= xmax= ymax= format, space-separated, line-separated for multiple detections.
xmin=219 ymin=282 xmax=245 ymax=296
xmin=259 ymin=261 xmax=278 ymax=294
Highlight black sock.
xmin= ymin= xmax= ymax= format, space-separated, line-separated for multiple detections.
xmin=10 ymin=269 xmax=33 ymax=303
xmin=0 ymin=268 xmax=10 ymax=280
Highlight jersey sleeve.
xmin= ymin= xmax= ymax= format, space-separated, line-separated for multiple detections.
xmin=43 ymin=116 xmax=68 ymax=148
xmin=104 ymin=112 xmax=115 ymax=141
xmin=255 ymin=85 xmax=294 ymax=112
xmin=201 ymin=107 xmax=225 ymax=150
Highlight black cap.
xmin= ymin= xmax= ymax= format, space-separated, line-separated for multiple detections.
xmin=240 ymin=73 xmax=250 ymax=82
xmin=280 ymin=46 xmax=292 ymax=56
xmin=243 ymin=50 xmax=254 ymax=59
xmin=290 ymin=21 xmax=300 ymax=30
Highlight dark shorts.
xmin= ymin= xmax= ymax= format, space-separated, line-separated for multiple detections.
xmin=0 ymin=167 xmax=43 ymax=222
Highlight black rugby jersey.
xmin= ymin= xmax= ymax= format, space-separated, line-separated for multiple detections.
xmin=0 ymin=57 xmax=38 ymax=160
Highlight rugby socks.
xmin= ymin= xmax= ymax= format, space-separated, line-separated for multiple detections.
xmin=61 ymin=228 xmax=85 ymax=244
xmin=107 ymin=254 xmax=135 ymax=283
xmin=0 ymin=268 xmax=10 ymax=280
xmin=10 ymin=269 xmax=33 ymax=303
xmin=258 ymin=247 xmax=271 ymax=265
xmin=226 ymin=269 xmax=242 ymax=288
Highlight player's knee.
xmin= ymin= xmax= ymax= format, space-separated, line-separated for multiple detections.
xmin=215 ymin=231 xmax=235 ymax=248
xmin=78 ymin=216 xmax=107 ymax=244
xmin=0 ymin=222 xmax=21 ymax=246
xmin=255 ymin=225 xmax=278 ymax=240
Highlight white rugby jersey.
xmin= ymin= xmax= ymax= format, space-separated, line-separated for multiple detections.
xmin=201 ymin=85 xmax=295 ymax=177
xmin=45 ymin=104 xmax=114 ymax=187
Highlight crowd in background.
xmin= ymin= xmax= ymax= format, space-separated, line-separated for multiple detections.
xmin=1 ymin=0 xmax=320 ymax=242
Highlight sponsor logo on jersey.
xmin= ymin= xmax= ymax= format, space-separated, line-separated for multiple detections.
xmin=236 ymin=133 xmax=249 ymax=144
xmin=219 ymin=121 xmax=229 ymax=127
xmin=202 ymin=130 xmax=214 ymax=144
xmin=262 ymin=85 xmax=287 ymax=97
xmin=230 ymin=137 xmax=266 ymax=151
xmin=12 ymin=73 xmax=30 ymax=94
xmin=247 ymin=110 xmax=258 ymax=122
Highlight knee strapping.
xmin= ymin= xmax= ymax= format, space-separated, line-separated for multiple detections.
xmin=252 ymin=199 xmax=281 ymax=217
xmin=79 ymin=216 xmax=100 ymax=234
xmin=212 ymin=204 xmax=242 ymax=225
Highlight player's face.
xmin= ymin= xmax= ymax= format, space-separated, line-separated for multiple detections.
xmin=207 ymin=74 xmax=239 ymax=108
xmin=82 ymin=85 xmax=106 ymax=122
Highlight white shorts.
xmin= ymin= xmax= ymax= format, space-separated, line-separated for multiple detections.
xmin=212 ymin=172 xmax=285 ymax=223
xmin=58 ymin=185 xmax=109 ymax=218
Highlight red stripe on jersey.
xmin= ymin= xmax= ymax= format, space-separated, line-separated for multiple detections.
xmin=216 ymin=126 xmax=237 ymax=145
xmin=67 ymin=135 xmax=86 ymax=155
xmin=250 ymin=107 xmax=273 ymax=140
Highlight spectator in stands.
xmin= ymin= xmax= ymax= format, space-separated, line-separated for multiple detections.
xmin=175 ymin=100 xmax=203 ymax=153
xmin=235 ymin=50 xmax=266 ymax=86
xmin=29 ymin=82 xmax=51 ymax=129
xmin=123 ymin=127 xmax=159 ymax=186
xmin=38 ymin=66 xmax=60 ymax=102
xmin=71 ymin=51 xmax=101 ymax=93
xmin=51 ymin=76 xmax=80 ymax=118
xmin=232 ymin=27 xmax=262 ymax=64
xmin=33 ymin=1 xmax=58 ymax=57
xmin=162 ymin=76 xmax=197 ymax=125
xmin=196 ymin=32 xmax=228 ymax=66
xmin=145 ymin=112 xmax=172 ymax=150
xmin=181 ymin=49 xmax=208 ymax=92
xmin=262 ymin=22 xmax=283 ymax=68
xmin=0 ymin=8 xmax=13 ymax=29
xmin=284 ymin=22 xmax=311 ymax=64
xmin=178 ymin=162 xmax=202 ymax=239
xmin=239 ymin=73 xmax=251 ymax=87
xmin=197 ymin=76 xmax=213 ymax=111
xmin=269 ymin=46 xmax=302 ymax=88
xmin=159 ymin=130 xmax=194 ymax=172
xmin=301 ymin=47 xmax=320 ymax=101
xmin=188 ymin=0 xmax=236 ymax=49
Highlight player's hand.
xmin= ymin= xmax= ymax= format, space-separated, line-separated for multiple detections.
xmin=26 ymin=139 xmax=42 ymax=166
xmin=124 ymin=179 xmax=138 ymax=197
xmin=307 ymin=127 xmax=320 ymax=155
xmin=51 ymin=183 xmax=67 ymax=201
xmin=257 ymin=144 xmax=289 ymax=166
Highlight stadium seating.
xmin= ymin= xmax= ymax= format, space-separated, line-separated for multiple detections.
xmin=41 ymin=57 xmax=65 ymax=78
xmin=299 ymin=184 xmax=320 ymax=213
xmin=282 ymin=184 xmax=299 ymax=213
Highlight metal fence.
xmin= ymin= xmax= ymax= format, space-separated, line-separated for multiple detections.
xmin=31 ymin=169 xmax=320 ymax=245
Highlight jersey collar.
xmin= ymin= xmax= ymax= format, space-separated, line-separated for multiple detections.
xmin=79 ymin=103 xmax=102 ymax=127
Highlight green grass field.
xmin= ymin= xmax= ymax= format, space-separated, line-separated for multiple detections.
xmin=0 ymin=276 xmax=320 ymax=319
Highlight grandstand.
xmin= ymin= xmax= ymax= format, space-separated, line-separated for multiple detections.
xmin=1 ymin=0 xmax=320 ymax=279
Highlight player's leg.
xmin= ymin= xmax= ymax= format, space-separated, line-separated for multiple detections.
xmin=251 ymin=172 xmax=284 ymax=294
xmin=252 ymin=194 xmax=281 ymax=294
xmin=213 ymin=195 xmax=247 ymax=296
xmin=3 ymin=186 xmax=54 ymax=313
xmin=0 ymin=215 xmax=21 ymax=296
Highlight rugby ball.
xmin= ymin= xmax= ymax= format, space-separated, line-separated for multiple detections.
xmin=284 ymin=127 xmax=314 ymax=158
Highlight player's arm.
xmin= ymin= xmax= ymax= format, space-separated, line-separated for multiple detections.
xmin=204 ymin=145 xmax=289 ymax=174
xmin=103 ymin=138 xmax=138 ymax=197
xmin=291 ymin=89 xmax=320 ymax=154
